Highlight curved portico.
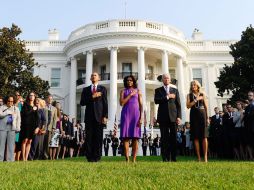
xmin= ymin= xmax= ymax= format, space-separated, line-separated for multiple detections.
xmin=64 ymin=20 xmax=189 ymax=130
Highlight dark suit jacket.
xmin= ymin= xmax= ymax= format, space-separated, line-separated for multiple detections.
xmin=154 ymin=86 xmax=181 ymax=123
xmin=80 ymin=85 xmax=108 ymax=124
xmin=222 ymin=112 xmax=234 ymax=131
xmin=210 ymin=115 xmax=222 ymax=137
xmin=244 ymin=103 xmax=254 ymax=132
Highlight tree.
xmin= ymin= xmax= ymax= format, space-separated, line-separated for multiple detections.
xmin=215 ymin=25 xmax=254 ymax=104
xmin=0 ymin=24 xmax=50 ymax=98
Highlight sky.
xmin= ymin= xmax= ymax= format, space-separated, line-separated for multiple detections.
xmin=1 ymin=0 xmax=254 ymax=40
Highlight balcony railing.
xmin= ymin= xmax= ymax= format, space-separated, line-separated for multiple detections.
xmin=76 ymin=72 xmax=166 ymax=86
xmin=117 ymin=72 xmax=138 ymax=80
xmin=76 ymin=78 xmax=86 ymax=86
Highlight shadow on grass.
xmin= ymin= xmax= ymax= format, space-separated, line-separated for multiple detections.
xmin=60 ymin=156 xmax=234 ymax=163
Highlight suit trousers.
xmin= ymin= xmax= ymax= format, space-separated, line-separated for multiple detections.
xmin=85 ymin=120 xmax=103 ymax=161
xmin=43 ymin=131 xmax=52 ymax=159
xmin=159 ymin=122 xmax=177 ymax=161
xmin=0 ymin=130 xmax=15 ymax=161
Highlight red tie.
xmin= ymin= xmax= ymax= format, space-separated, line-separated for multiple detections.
xmin=92 ymin=85 xmax=96 ymax=94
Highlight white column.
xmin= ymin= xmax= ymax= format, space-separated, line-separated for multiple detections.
xmin=138 ymin=47 xmax=146 ymax=114
xmin=108 ymin=47 xmax=118 ymax=130
xmin=85 ymin=50 xmax=93 ymax=86
xmin=162 ymin=50 xmax=169 ymax=74
xmin=176 ymin=56 xmax=186 ymax=122
xmin=206 ymin=63 xmax=216 ymax=116
xmin=69 ymin=57 xmax=77 ymax=120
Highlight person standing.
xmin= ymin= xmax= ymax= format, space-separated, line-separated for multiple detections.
xmin=0 ymin=95 xmax=21 ymax=161
xmin=243 ymin=91 xmax=254 ymax=160
xmin=43 ymin=95 xmax=57 ymax=159
xmin=141 ymin=133 xmax=148 ymax=156
xmin=111 ymin=135 xmax=119 ymax=156
xmin=80 ymin=72 xmax=108 ymax=162
xmin=103 ymin=134 xmax=111 ymax=156
xmin=120 ymin=75 xmax=142 ymax=162
xmin=48 ymin=101 xmax=62 ymax=160
xmin=186 ymin=80 xmax=209 ymax=162
xmin=20 ymin=92 xmax=39 ymax=161
xmin=148 ymin=134 xmax=154 ymax=156
xmin=29 ymin=98 xmax=46 ymax=160
xmin=154 ymin=73 xmax=181 ymax=162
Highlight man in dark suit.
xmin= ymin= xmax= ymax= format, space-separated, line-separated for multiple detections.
xmin=154 ymin=73 xmax=181 ymax=162
xmin=222 ymin=104 xmax=234 ymax=159
xmin=111 ymin=135 xmax=119 ymax=156
xmin=103 ymin=134 xmax=111 ymax=156
xmin=80 ymin=72 xmax=108 ymax=162
xmin=209 ymin=107 xmax=222 ymax=157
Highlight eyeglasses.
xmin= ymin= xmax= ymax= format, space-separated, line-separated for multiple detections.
xmin=8 ymin=101 xmax=13 ymax=103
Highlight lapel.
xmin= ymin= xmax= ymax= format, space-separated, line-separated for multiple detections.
xmin=160 ymin=86 xmax=167 ymax=96
xmin=169 ymin=87 xmax=176 ymax=94
xmin=97 ymin=85 xmax=102 ymax=92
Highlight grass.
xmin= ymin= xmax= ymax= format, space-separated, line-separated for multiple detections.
xmin=0 ymin=156 xmax=254 ymax=190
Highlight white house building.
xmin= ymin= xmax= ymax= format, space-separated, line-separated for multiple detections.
xmin=26 ymin=19 xmax=234 ymax=134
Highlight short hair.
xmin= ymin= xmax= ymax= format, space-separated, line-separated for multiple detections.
xmin=4 ymin=95 xmax=16 ymax=105
xmin=123 ymin=75 xmax=137 ymax=88
xmin=162 ymin=73 xmax=171 ymax=80
xmin=189 ymin=80 xmax=202 ymax=93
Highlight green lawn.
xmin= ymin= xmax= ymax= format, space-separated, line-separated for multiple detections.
xmin=0 ymin=156 xmax=253 ymax=190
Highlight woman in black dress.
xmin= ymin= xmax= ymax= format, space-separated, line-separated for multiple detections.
xmin=20 ymin=92 xmax=39 ymax=161
xmin=186 ymin=80 xmax=209 ymax=162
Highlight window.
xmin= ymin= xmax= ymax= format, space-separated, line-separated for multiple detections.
xmin=78 ymin=69 xmax=86 ymax=85
xmin=146 ymin=66 xmax=154 ymax=80
xmin=122 ymin=63 xmax=132 ymax=78
xmin=51 ymin=68 xmax=61 ymax=87
xmin=122 ymin=63 xmax=132 ymax=73
xmin=30 ymin=68 xmax=34 ymax=75
xmin=192 ymin=68 xmax=202 ymax=86
xmin=100 ymin=65 xmax=106 ymax=74
xmin=169 ymin=69 xmax=176 ymax=79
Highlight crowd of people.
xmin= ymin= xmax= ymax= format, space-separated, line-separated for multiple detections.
xmin=1 ymin=72 xmax=254 ymax=163
xmin=0 ymin=93 xmax=85 ymax=161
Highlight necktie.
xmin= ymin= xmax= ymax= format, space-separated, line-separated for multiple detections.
xmin=92 ymin=85 xmax=96 ymax=94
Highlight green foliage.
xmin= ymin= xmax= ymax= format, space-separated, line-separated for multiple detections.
xmin=215 ymin=25 xmax=254 ymax=104
xmin=0 ymin=24 xmax=50 ymax=98
xmin=0 ymin=156 xmax=254 ymax=189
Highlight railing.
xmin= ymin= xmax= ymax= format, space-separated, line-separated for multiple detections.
xmin=67 ymin=20 xmax=185 ymax=42
xmin=145 ymin=73 xmax=161 ymax=81
xmin=100 ymin=73 xmax=110 ymax=80
xmin=76 ymin=78 xmax=86 ymax=86
xmin=76 ymin=72 xmax=176 ymax=86
xmin=117 ymin=72 xmax=138 ymax=80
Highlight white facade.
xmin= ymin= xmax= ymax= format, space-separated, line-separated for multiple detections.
xmin=26 ymin=20 xmax=234 ymax=133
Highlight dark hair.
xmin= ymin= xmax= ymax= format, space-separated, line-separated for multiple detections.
xmin=123 ymin=75 xmax=137 ymax=88
xmin=25 ymin=91 xmax=37 ymax=105
xmin=3 ymin=95 xmax=16 ymax=105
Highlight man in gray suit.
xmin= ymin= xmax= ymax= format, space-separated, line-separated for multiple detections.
xmin=43 ymin=95 xmax=57 ymax=159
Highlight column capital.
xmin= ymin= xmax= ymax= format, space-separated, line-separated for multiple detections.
xmin=70 ymin=57 xmax=77 ymax=62
xmin=137 ymin=46 xmax=147 ymax=51
xmin=161 ymin=50 xmax=171 ymax=55
xmin=83 ymin=50 xmax=93 ymax=55
xmin=108 ymin=46 xmax=118 ymax=51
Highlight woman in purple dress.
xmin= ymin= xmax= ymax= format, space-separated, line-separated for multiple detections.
xmin=120 ymin=75 xmax=142 ymax=162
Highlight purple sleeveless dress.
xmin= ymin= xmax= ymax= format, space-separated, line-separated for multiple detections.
xmin=120 ymin=88 xmax=141 ymax=139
